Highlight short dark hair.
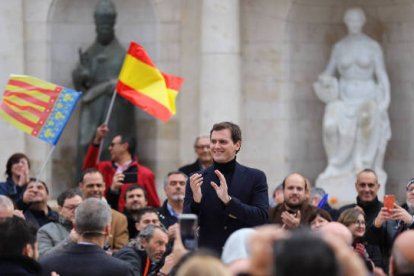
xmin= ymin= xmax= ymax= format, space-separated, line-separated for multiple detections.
xmin=124 ymin=185 xmax=147 ymax=201
xmin=0 ymin=216 xmax=36 ymax=257
xmin=210 ymin=122 xmax=242 ymax=144
xmin=57 ymin=189 xmax=82 ymax=207
xmin=27 ymin=178 xmax=49 ymax=194
xmin=119 ymin=134 xmax=136 ymax=157
xmin=5 ymin=153 xmax=30 ymax=178
xmin=307 ymin=208 xmax=332 ymax=225
xmin=133 ymin=207 xmax=159 ymax=223
xmin=356 ymin=168 xmax=378 ymax=182
xmin=273 ymin=230 xmax=338 ymax=276
xmin=80 ymin=168 xmax=103 ymax=183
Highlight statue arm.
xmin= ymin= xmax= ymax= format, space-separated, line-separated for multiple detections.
xmin=374 ymin=45 xmax=390 ymax=111
xmin=81 ymin=79 xmax=117 ymax=103
xmin=313 ymin=45 xmax=339 ymax=103
xmin=322 ymin=44 xmax=339 ymax=76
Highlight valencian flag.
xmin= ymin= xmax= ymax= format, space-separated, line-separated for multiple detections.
xmin=116 ymin=42 xmax=184 ymax=122
xmin=0 ymin=75 xmax=81 ymax=145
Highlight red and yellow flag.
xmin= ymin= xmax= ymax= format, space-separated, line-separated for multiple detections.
xmin=116 ymin=42 xmax=184 ymax=122
xmin=0 ymin=75 xmax=81 ymax=145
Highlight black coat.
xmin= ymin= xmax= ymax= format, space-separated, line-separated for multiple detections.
xmin=0 ymin=256 xmax=42 ymax=276
xmin=40 ymin=243 xmax=134 ymax=276
xmin=113 ymin=245 xmax=164 ymax=276
xmin=178 ymin=160 xmax=203 ymax=177
xmin=184 ymin=161 xmax=269 ymax=253
xmin=158 ymin=200 xmax=179 ymax=230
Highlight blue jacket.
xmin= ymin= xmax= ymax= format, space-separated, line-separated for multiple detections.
xmin=184 ymin=161 xmax=269 ymax=253
xmin=0 ymin=177 xmax=25 ymax=206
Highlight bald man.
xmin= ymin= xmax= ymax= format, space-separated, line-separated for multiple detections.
xmin=0 ymin=195 xmax=14 ymax=221
xmin=319 ymin=222 xmax=353 ymax=246
xmin=389 ymin=230 xmax=414 ymax=276
xmin=269 ymin=173 xmax=317 ymax=229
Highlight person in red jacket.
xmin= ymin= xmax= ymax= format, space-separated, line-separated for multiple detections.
xmin=82 ymin=124 xmax=160 ymax=211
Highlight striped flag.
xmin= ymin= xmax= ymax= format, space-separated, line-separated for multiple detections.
xmin=116 ymin=42 xmax=184 ymax=122
xmin=0 ymin=75 xmax=81 ymax=145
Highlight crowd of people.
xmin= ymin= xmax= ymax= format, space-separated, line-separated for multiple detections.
xmin=1 ymin=121 xmax=414 ymax=276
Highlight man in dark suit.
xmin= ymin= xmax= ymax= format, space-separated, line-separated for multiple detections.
xmin=40 ymin=198 xmax=134 ymax=276
xmin=158 ymin=171 xmax=187 ymax=230
xmin=184 ymin=122 xmax=269 ymax=253
xmin=179 ymin=135 xmax=213 ymax=176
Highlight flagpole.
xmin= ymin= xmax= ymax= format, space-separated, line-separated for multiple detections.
xmin=97 ymin=89 xmax=117 ymax=162
xmin=35 ymin=144 xmax=56 ymax=182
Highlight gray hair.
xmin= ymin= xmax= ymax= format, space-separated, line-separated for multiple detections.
xmin=163 ymin=171 xmax=188 ymax=187
xmin=0 ymin=195 xmax=13 ymax=212
xmin=136 ymin=224 xmax=167 ymax=250
xmin=75 ymin=198 xmax=112 ymax=236
xmin=310 ymin=187 xmax=326 ymax=199
xmin=194 ymin=134 xmax=210 ymax=147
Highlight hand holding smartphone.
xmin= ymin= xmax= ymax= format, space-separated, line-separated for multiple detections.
xmin=384 ymin=194 xmax=395 ymax=210
xmin=179 ymin=214 xmax=198 ymax=250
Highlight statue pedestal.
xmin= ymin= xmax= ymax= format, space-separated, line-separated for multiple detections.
xmin=315 ymin=172 xmax=386 ymax=207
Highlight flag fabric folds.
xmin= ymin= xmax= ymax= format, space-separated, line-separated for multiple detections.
xmin=0 ymin=75 xmax=81 ymax=145
xmin=116 ymin=42 xmax=184 ymax=122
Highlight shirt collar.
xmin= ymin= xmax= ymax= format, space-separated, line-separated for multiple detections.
xmin=114 ymin=160 xmax=132 ymax=173
xmin=166 ymin=202 xmax=179 ymax=219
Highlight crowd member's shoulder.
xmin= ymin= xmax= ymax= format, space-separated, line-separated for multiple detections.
xmin=338 ymin=203 xmax=357 ymax=214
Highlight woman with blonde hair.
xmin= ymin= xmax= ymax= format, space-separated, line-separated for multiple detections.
xmin=338 ymin=208 xmax=382 ymax=272
xmin=176 ymin=254 xmax=231 ymax=276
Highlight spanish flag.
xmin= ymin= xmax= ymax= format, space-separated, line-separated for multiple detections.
xmin=116 ymin=42 xmax=184 ymax=122
xmin=0 ymin=75 xmax=81 ymax=145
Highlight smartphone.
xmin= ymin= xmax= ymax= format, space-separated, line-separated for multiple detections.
xmin=179 ymin=214 xmax=198 ymax=250
xmin=384 ymin=194 xmax=395 ymax=210
xmin=122 ymin=172 xmax=138 ymax=184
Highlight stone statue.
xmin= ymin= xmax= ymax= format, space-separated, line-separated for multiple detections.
xmin=314 ymin=7 xmax=391 ymax=189
xmin=73 ymin=0 xmax=135 ymax=161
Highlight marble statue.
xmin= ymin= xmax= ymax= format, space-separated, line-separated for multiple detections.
xmin=314 ymin=7 xmax=391 ymax=188
xmin=73 ymin=0 xmax=135 ymax=161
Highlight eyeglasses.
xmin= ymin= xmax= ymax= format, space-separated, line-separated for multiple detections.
xmin=109 ymin=142 xmax=121 ymax=147
xmin=195 ymin=145 xmax=210 ymax=150
xmin=353 ymin=220 xmax=366 ymax=226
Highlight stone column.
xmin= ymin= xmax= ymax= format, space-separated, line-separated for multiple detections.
xmin=23 ymin=0 xmax=54 ymax=193
xmin=199 ymin=0 xmax=240 ymax=133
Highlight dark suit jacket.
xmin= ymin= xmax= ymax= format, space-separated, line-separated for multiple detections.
xmin=179 ymin=160 xmax=202 ymax=176
xmin=40 ymin=243 xmax=134 ymax=276
xmin=184 ymin=162 xmax=269 ymax=253
xmin=158 ymin=200 xmax=179 ymax=229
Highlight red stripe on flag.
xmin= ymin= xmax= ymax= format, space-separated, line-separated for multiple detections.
xmin=161 ymin=73 xmax=184 ymax=91
xmin=0 ymin=102 xmax=38 ymax=129
xmin=8 ymin=79 xmax=60 ymax=96
xmin=4 ymin=99 xmax=44 ymax=119
xmin=117 ymin=81 xmax=173 ymax=122
xmin=4 ymin=91 xmax=50 ymax=108
xmin=126 ymin=42 xmax=156 ymax=68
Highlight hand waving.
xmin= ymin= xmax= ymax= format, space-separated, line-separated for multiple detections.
xmin=210 ymin=170 xmax=231 ymax=204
